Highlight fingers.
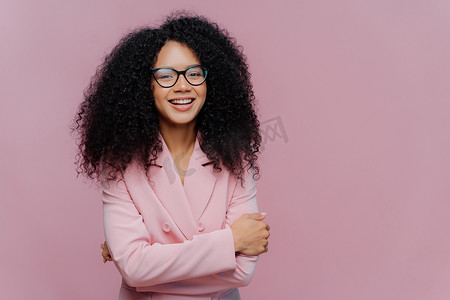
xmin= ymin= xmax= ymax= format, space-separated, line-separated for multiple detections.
xmin=103 ymin=253 xmax=112 ymax=263
xmin=247 ymin=212 xmax=267 ymax=221
xmin=255 ymin=241 xmax=269 ymax=255
xmin=259 ymin=223 xmax=270 ymax=254
xmin=101 ymin=242 xmax=112 ymax=263
xmin=100 ymin=242 xmax=107 ymax=250
xmin=264 ymin=238 xmax=269 ymax=252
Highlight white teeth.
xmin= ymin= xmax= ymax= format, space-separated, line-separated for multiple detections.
xmin=170 ymin=99 xmax=194 ymax=104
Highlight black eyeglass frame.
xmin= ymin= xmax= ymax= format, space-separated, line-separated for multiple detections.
xmin=151 ymin=65 xmax=208 ymax=88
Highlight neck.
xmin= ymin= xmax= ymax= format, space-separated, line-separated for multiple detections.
xmin=159 ymin=121 xmax=197 ymax=156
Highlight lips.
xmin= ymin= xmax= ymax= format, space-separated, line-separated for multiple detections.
xmin=168 ymin=97 xmax=195 ymax=105
xmin=168 ymin=97 xmax=196 ymax=111
xmin=169 ymin=98 xmax=195 ymax=105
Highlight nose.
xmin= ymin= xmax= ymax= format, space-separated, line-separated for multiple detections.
xmin=172 ymin=74 xmax=191 ymax=92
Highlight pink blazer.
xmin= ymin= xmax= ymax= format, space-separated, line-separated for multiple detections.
xmin=101 ymin=131 xmax=259 ymax=299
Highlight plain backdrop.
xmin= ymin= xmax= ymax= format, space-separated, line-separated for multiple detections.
xmin=1 ymin=0 xmax=449 ymax=299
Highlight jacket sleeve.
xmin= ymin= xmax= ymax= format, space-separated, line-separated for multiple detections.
xmin=101 ymin=172 xmax=238 ymax=287
xmin=135 ymin=167 xmax=260 ymax=294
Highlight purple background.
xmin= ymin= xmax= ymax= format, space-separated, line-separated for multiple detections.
xmin=1 ymin=0 xmax=449 ymax=299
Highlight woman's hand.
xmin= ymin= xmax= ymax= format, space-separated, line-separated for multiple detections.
xmin=101 ymin=241 xmax=113 ymax=263
xmin=230 ymin=212 xmax=270 ymax=255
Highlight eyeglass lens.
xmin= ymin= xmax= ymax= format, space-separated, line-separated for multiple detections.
xmin=153 ymin=66 xmax=206 ymax=87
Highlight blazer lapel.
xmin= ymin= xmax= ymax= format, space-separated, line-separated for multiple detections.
xmin=183 ymin=135 xmax=217 ymax=221
xmin=148 ymin=131 xmax=216 ymax=239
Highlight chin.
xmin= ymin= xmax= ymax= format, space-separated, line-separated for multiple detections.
xmin=165 ymin=117 xmax=197 ymax=127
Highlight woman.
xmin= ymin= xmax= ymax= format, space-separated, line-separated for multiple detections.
xmin=73 ymin=12 xmax=270 ymax=299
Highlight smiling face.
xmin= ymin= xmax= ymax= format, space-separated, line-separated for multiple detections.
xmin=151 ymin=40 xmax=207 ymax=130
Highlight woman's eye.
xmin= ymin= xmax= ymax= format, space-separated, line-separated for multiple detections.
xmin=188 ymin=72 xmax=201 ymax=77
xmin=158 ymin=74 xmax=174 ymax=79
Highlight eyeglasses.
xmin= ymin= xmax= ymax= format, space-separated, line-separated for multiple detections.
xmin=151 ymin=65 xmax=208 ymax=88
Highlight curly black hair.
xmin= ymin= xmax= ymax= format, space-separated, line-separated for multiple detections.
xmin=72 ymin=11 xmax=261 ymax=187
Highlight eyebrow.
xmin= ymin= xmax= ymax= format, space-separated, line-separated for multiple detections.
xmin=153 ymin=64 xmax=201 ymax=70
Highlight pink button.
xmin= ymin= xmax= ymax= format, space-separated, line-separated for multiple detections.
xmin=162 ymin=223 xmax=171 ymax=232
xmin=197 ymin=222 xmax=205 ymax=232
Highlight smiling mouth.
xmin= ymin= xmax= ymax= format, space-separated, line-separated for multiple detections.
xmin=169 ymin=98 xmax=195 ymax=105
